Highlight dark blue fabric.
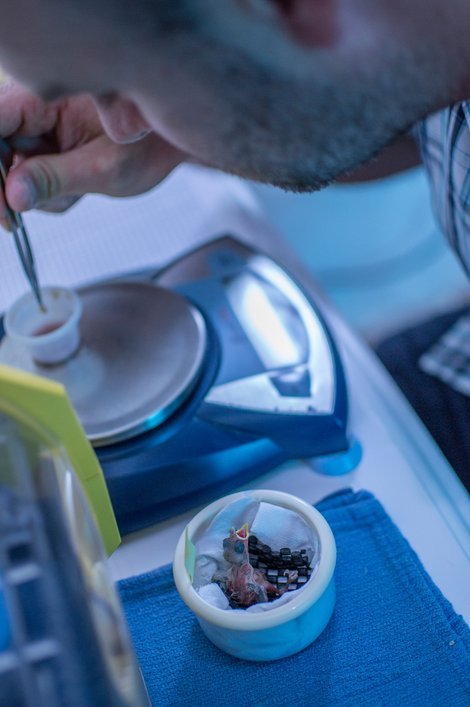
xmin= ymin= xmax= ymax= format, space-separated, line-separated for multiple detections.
xmin=375 ymin=303 xmax=470 ymax=491
xmin=118 ymin=489 xmax=470 ymax=707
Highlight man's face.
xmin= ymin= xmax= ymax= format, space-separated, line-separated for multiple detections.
xmin=0 ymin=0 xmax=465 ymax=190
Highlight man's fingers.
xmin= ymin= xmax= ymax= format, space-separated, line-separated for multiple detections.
xmin=4 ymin=138 xmax=116 ymax=211
xmin=38 ymin=195 xmax=82 ymax=213
xmin=4 ymin=133 xmax=185 ymax=212
xmin=0 ymin=82 xmax=60 ymax=137
xmin=6 ymin=171 xmax=40 ymax=211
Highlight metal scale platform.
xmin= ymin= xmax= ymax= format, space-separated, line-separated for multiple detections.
xmin=0 ymin=237 xmax=358 ymax=533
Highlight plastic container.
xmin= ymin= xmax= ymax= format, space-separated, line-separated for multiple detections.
xmin=4 ymin=286 xmax=82 ymax=365
xmin=0 ymin=407 xmax=149 ymax=706
xmin=173 ymin=489 xmax=336 ymax=662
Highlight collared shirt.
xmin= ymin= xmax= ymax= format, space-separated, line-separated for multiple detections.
xmin=415 ymin=102 xmax=470 ymax=396
xmin=416 ymin=101 xmax=470 ymax=276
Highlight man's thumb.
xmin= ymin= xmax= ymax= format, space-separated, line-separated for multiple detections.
xmin=6 ymin=157 xmax=60 ymax=211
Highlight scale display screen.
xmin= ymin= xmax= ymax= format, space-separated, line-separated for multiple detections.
xmin=223 ymin=271 xmax=309 ymax=371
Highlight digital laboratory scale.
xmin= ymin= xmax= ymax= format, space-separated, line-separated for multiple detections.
xmin=0 ymin=237 xmax=358 ymax=533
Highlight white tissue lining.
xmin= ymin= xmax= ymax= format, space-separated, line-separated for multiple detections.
xmin=193 ymin=498 xmax=319 ymax=612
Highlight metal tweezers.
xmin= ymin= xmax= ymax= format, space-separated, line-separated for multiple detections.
xmin=0 ymin=136 xmax=44 ymax=309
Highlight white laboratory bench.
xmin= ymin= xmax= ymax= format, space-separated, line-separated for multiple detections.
xmin=0 ymin=164 xmax=468 ymax=622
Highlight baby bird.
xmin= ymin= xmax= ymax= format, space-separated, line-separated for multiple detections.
xmin=216 ymin=524 xmax=297 ymax=608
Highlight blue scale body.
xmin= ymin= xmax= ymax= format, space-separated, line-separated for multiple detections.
xmin=96 ymin=238 xmax=354 ymax=534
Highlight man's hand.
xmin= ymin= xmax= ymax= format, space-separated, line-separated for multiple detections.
xmin=0 ymin=84 xmax=185 ymax=226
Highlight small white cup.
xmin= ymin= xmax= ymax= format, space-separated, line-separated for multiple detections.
xmin=4 ymin=286 xmax=83 ymax=365
xmin=173 ymin=489 xmax=336 ymax=662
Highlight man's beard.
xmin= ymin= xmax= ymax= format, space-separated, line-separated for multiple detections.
xmin=165 ymin=34 xmax=452 ymax=192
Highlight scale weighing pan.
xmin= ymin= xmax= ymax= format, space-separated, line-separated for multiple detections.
xmin=0 ymin=282 xmax=207 ymax=445
xmin=0 ymin=237 xmax=359 ymax=533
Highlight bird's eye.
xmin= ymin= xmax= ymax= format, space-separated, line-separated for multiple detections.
xmin=234 ymin=541 xmax=244 ymax=553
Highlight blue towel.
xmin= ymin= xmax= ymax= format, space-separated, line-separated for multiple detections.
xmin=118 ymin=489 xmax=470 ymax=706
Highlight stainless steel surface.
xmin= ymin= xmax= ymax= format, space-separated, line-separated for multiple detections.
xmin=0 ymin=138 xmax=44 ymax=309
xmin=0 ymin=281 xmax=207 ymax=445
